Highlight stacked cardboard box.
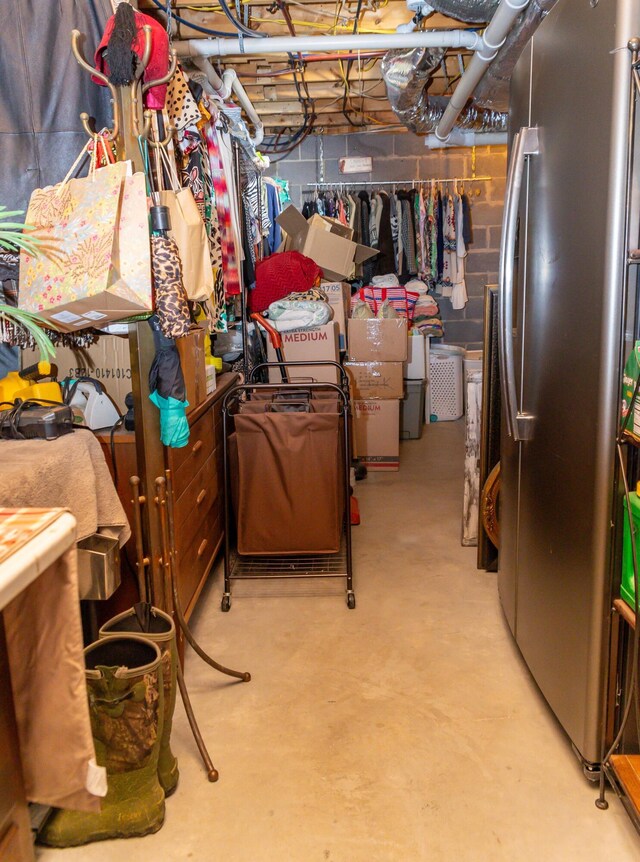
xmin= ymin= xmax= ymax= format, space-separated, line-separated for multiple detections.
xmin=346 ymin=318 xmax=407 ymax=471
xmin=321 ymin=281 xmax=350 ymax=351
xmin=266 ymin=321 xmax=341 ymax=383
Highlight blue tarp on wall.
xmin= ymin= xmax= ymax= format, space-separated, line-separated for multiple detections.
xmin=0 ymin=0 xmax=113 ymax=215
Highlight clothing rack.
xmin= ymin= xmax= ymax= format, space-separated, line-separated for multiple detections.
xmin=305 ymin=176 xmax=491 ymax=189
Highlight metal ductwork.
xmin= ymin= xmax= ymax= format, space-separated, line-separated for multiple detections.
xmin=422 ymin=0 xmax=557 ymax=115
xmin=380 ymin=46 xmax=445 ymax=131
xmin=383 ymin=0 xmax=556 ymax=137
xmin=426 ymin=0 xmax=500 ymax=23
xmin=382 ymin=46 xmax=507 ymax=134
xmin=473 ymin=0 xmax=557 ymax=110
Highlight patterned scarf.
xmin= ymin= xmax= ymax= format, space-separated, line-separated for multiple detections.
xmin=205 ymin=122 xmax=241 ymax=299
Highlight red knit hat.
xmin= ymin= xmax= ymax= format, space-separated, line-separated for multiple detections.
xmin=249 ymin=251 xmax=322 ymax=313
xmin=93 ymin=10 xmax=170 ymax=110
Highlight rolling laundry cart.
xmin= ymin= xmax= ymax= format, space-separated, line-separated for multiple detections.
xmin=221 ymin=363 xmax=355 ymax=611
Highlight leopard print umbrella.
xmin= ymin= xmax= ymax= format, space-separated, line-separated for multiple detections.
xmin=151 ymin=235 xmax=191 ymax=340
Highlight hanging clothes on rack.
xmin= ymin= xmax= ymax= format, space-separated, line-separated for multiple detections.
xmin=300 ymin=179 xmax=476 ymax=294
xmin=205 ymin=121 xmax=242 ymax=300
xmin=451 ymin=192 xmax=468 ymax=310
xmin=263 ymin=177 xmax=283 ymax=255
xmin=272 ymin=177 xmax=291 ymax=207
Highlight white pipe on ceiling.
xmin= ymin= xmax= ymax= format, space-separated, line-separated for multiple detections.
xmin=174 ymin=29 xmax=482 ymax=58
xmin=176 ymin=2 xmax=528 ymax=140
xmin=434 ymin=0 xmax=531 ymax=141
xmin=192 ymin=57 xmax=264 ymax=146
xmin=425 ymin=130 xmax=509 ymax=148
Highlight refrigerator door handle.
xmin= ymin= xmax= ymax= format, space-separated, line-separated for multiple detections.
xmin=499 ymin=125 xmax=539 ymax=442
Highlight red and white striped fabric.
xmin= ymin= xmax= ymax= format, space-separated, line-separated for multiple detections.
xmin=350 ymin=286 xmax=419 ymax=320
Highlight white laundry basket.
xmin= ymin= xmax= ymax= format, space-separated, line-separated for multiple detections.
xmin=428 ymin=345 xmax=464 ymax=421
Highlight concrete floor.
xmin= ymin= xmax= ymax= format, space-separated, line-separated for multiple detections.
xmin=38 ymin=422 xmax=640 ymax=861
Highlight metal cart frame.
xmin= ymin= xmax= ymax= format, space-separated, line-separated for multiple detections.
xmin=221 ymin=362 xmax=355 ymax=611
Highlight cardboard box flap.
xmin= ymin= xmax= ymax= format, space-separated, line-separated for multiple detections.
xmin=277 ymin=204 xmax=377 ymax=280
xmin=276 ymin=205 xmax=310 ymax=240
xmin=308 ymin=214 xmax=353 ymax=241
xmin=304 ymin=232 xmax=355 ymax=280
xmin=354 ymin=243 xmax=379 ymax=265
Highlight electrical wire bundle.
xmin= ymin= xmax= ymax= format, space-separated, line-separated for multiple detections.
xmin=0 ymin=399 xmax=74 ymax=440
xmin=259 ymin=0 xmax=316 ymax=159
xmin=149 ymin=0 xmax=265 ymax=38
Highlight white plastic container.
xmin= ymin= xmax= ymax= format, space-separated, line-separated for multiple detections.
xmin=428 ymin=345 xmax=464 ymax=421
xmin=404 ymin=331 xmax=427 ymax=379
xmin=464 ymin=349 xmax=483 ymax=375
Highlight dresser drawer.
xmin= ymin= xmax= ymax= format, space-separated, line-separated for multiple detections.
xmin=173 ymin=453 xmax=219 ymax=559
xmin=174 ymin=449 xmax=218 ymax=527
xmin=176 ymin=507 xmax=222 ymax=612
xmin=170 ymin=409 xmax=215 ymax=500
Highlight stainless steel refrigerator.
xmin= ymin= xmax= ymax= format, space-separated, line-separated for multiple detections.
xmin=498 ymin=0 xmax=640 ymax=770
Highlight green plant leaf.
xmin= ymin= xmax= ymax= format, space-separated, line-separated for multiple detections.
xmin=0 ymin=304 xmax=56 ymax=361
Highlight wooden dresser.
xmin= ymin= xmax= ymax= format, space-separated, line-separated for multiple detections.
xmin=165 ymin=374 xmax=231 ymax=620
xmin=96 ymin=372 xmax=238 ymax=632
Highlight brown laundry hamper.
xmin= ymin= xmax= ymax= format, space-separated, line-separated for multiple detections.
xmin=231 ymin=406 xmax=344 ymax=556
xmin=221 ymin=374 xmax=355 ymax=611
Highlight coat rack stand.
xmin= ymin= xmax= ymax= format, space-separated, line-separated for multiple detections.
xmin=71 ymin=13 xmax=250 ymax=783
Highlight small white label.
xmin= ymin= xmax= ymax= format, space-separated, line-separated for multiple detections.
xmin=51 ymin=310 xmax=82 ymax=323
xmin=339 ymin=156 xmax=373 ymax=174
xmin=101 ymin=323 xmax=129 ymax=335
xmin=83 ymin=310 xmax=108 ymax=320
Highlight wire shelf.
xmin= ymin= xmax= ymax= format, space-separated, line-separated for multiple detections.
xmin=229 ymin=540 xmax=348 ymax=581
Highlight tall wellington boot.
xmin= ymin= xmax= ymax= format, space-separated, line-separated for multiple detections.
xmin=99 ymin=604 xmax=179 ymax=795
xmin=38 ymin=636 xmax=165 ymax=847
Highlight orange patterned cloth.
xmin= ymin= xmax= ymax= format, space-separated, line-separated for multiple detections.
xmin=0 ymin=507 xmax=64 ymax=566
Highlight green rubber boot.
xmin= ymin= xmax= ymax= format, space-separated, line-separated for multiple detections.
xmin=99 ymin=605 xmax=179 ymax=795
xmin=38 ymin=635 xmax=165 ymax=847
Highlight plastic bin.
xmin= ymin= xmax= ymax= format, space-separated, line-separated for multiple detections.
xmin=401 ymin=379 xmax=426 ymax=439
xmin=464 ymin=349 xmax=483 ymax=375
xmin=428 ymin=345 xmax=464 ymax=421
xmin=405 ymin=331 xmax=427 ymax=379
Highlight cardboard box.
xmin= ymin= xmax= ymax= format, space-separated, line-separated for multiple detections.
xmin=277 ymin=205 xmax=377 ymax=283
xmin=23 ymin=327 xmax=209 ymax=416
xmin=353 ymin=399 xmax=400 ymax=471
xmin=176 ymin=327 xmax=207 ymax=414
xmin=345 ymin=361 xmax=404 ymax=400
xmin=22 ymin=335 xmax=132 ymax=413
xmin=266 ymin=322 xmax=340 ymax=383
xmin=347 ymin=318 xmax=408 ymax=362
xmin=321 ymin=281 xmax=350 ymax=350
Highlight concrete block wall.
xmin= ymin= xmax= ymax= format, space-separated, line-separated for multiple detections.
xmin=267 ymin=132 xmax=507 ymax=348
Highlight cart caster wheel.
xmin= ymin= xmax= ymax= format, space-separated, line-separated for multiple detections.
xmin=354 ymin=464 xmax=367 ymax=481
xmin=221 ymin=595 xmax=231 ymax=612
xmin=347 ymin=593 xmax=356 ymax=609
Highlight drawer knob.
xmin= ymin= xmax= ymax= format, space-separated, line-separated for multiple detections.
xmin=196 ymin=489 xmax=207 ymax=505
xmin=197 ymin=539 xmax=208 ymax=557
xmin=192 ymin=440 xmax=203 ymax=454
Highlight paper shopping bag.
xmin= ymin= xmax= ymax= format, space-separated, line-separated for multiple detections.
xmin=19 ymin=160 xmax=152 ymax=332
xmin=157 ymin=187 xmax=214 ymax=301
xmin=154 ymin=143 xmax=213 ymax=302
